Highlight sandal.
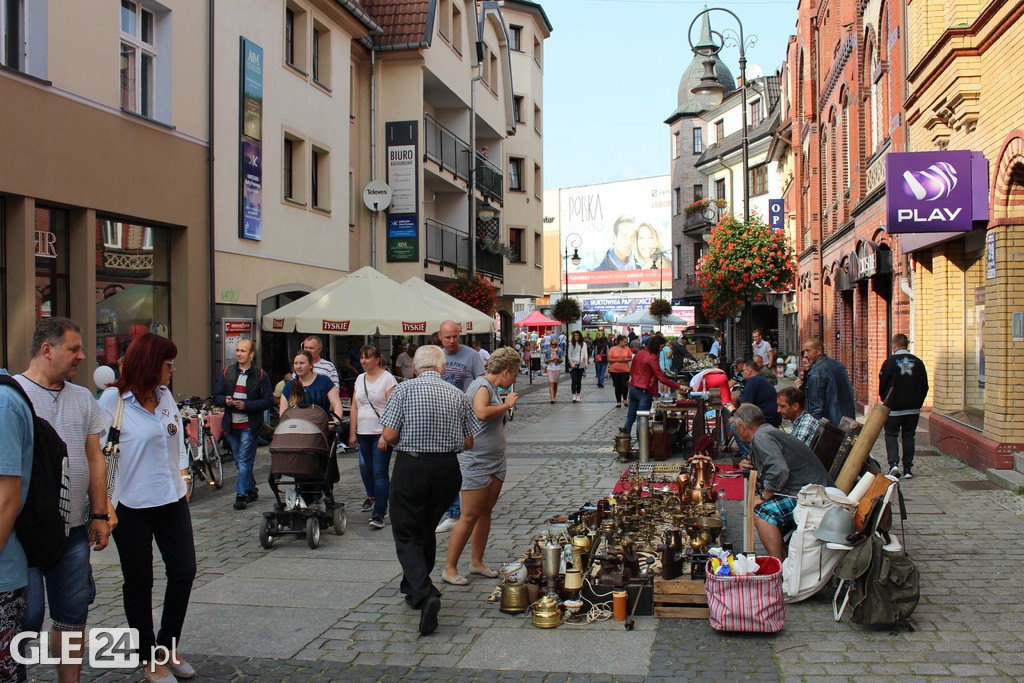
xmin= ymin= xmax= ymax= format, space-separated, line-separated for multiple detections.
xmin=469 ymin=566 xmax=499 ymax=578
xmin=441 ymin=571 xmax=469 ymax=586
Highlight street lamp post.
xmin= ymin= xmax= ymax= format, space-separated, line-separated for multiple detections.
xmin=688 ymin=7 xmax=756 ymax=356
xmin=563 ymin=232 xmax=582 ymax=299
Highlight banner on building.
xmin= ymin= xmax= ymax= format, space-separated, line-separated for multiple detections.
xmin=386 ymin=121 xmax=419 ymax=261
xmin=240 ymin=140 xmax=262 ymax=241
xmin=239 ymin=38 xmax=263 ymax=241
xmin=885 ymin=151 xmax=988 ymax=233
xmin=768 ymin=199 xmax=785 ymax=230
xmin=560 ymin=177 xmax=672 ymax=292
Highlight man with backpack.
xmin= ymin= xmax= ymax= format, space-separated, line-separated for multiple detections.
xmin=14 ymin=318 xmax=111 ymax=683
xmin=0 ymin=369 xmax=34 ymax=683
xmin=214 ymin=339 xmax=275 ymax=510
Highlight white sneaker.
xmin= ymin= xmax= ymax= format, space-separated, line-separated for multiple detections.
xmin=435 ymin=517 xmax=458 ymax=533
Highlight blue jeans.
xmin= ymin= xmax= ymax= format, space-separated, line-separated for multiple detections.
xmin=24 ymin=525 xmax=95 ymax=632
xmin=595 ymin=361 xmax=608 ymax=386
xmin=623 ymin=386 xmax=654 ymax=439
xmin=225 ymin=426 xmax=258 ymax=498
xmin=357 ymin=434 xmax=392 ymax=517
xmin=445 ymin=497 xmax=461 ymax=520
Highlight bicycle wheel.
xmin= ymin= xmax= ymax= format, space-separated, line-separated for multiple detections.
xmin=202 ymin=430 xmax=224 ymax=489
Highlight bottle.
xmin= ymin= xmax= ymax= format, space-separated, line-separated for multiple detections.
xmin=717 ymin=488 xmax=728 ymax=529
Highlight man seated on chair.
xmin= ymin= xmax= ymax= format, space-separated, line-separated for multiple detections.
xmin=732 ymin=403 xmax=833 ymax=559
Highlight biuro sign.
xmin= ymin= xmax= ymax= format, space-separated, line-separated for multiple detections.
xmin=323 ymin=320 xmax=351 ymax=332
xmin=885 ymin=151 xmax=989 ymax=233
xmin=401 ymin=321 xmax=427 ymax=333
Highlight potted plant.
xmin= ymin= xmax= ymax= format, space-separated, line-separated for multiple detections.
xmin=649 ymin=298 xmax=673 ymax=319
xmin=552 ymin=296 xmax=582 ymax=325
xmin=446 ymin=273 xmax=498 ymax=316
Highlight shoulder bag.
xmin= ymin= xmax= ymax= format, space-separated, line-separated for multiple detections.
xmin=102 ymin=395 xmax=125 ymax=500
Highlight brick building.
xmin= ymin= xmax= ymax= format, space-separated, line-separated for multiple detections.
xmin=787 ymin=0 xmax=911 ymax=410
xmin=903 ymin=0 xmax=1024 ymax=474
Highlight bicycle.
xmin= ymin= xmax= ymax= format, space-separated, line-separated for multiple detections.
xmin=177 ymin=397 xmax=225 ymax=498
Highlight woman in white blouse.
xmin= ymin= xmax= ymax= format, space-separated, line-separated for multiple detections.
xmin=347 ymin=345 xmax=397 ymax=530
xmin=98 ymin=334 xmax=196 ymax=683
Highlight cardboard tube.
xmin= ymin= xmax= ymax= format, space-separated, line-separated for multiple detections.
xmin=835 ymin=403 xmax=890 ymax=493
xmin=613 ymin=591 xmax=627 ymax=621
xmin=744 ymin=471 xmax=758 ymax=554
xmin=847 ymin=471 xmax=876 ymax=504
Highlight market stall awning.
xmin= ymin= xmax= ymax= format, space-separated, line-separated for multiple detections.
xmin=261 ymin=266 xmax=447 ymax=336
xmin=401 ymin=277 xmax=496 ymax=334
xmin=514 ymin=311 xmax=561 ymax=327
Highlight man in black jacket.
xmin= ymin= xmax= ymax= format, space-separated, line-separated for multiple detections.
xmin=214 ymin=339 xmax=275 ymax=509
xmin=878 ymin=334 xmax=929 ymax=479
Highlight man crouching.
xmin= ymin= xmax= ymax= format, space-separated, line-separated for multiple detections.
xmin=732 ymin=404 xmax=833 ymax=559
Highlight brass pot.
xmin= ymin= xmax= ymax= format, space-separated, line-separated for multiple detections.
xmin=499 ymin=583 xmax=530 ymax=614
xmin=530 ymin=595 xmax=562 ymax=629
xmin=572 ymin=534 xmax=592 ymax=554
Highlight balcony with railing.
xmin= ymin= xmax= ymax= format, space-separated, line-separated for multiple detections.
xmin=425 ymin=219 xmax=470 ymax=272
xmin=424 ymin=115 xmax=471 ymax=180
xmin=476 ymin=246 xmax=504 ymax=280
xmin=680 ymin=274 xmax=703 ymax=297
xmin=683 ymin=205 xmax=725 ymax=236
xmin=475 ymin=153 xmax=503 ymax=203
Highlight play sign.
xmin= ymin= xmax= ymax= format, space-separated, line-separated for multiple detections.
xmin=886 ymin=151 xmax=988 ymax=233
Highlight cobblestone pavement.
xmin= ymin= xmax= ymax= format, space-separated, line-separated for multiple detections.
xmin=25 ymin=374 xmax=1024 ymax=682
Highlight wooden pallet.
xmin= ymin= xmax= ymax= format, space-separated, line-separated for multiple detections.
xmin=653 ymin=575 xmax=710 ymax=619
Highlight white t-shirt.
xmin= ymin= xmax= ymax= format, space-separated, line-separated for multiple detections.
xmin=395 ymin=351 xmax=415 ymax=379
xmin=752 ymin=340 xmax=772 ymax=362
xmin=353 ymin=371 xmax=397 ymax=435
xmin=478 ymin=348 xmax=491 ymax=364
xmin=16 ymin=375 xmax=105 ymax=526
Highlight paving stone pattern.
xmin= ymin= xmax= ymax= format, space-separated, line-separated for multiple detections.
xmin=26 ymin=375 xmax=1024 ymax=682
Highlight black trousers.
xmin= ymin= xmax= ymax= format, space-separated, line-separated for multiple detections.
xmin=884 ymin=413 xmax=920 ymax=472
xmin=112 ymin=498 xmax=196 ymax=659
xmin=389 ymin=451 xmax=462 ymax=608
xmin=610 ymin=372 xmax=630 ymax=403
xmin=569 ymin=368 xmax=584 ymax=394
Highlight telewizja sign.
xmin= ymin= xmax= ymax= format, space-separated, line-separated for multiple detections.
xmin=885 ymin=151 xmax=988 ymax=233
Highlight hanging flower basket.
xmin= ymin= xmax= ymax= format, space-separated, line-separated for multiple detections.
xmin=649 ymin=298 xmax=673 ymax=319
xmin=446 ymin=273 xmax=498 ymax=316
xmin=684 ymin=198 xmax=728 ymax=215
xmin=552 ymin=297 xmax=582 ymax=325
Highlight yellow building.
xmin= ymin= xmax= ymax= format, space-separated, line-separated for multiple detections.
xmin=904 ymin=0 xmax=1024 ymax=479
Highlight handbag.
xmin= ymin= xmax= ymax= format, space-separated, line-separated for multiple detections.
xmin=102 ymin=396 xmax=125 ymax=500
xmin=596 ymin=353 xmax=605 ymax=363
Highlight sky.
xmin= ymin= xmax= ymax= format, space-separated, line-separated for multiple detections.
xmin=542 ymin=0 xmax=801 ymax=190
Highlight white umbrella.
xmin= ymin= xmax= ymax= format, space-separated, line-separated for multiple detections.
xmin=401 ymin=277 xmax=496 ymax=334
xmin=615 ymin=310 xmax=689 ymax=327
xmin=262 ymin=266 xmax=445 ymax=336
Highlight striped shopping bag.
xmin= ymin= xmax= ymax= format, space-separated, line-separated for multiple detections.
xmin=705 ymin=556 xmax=786 ymax=632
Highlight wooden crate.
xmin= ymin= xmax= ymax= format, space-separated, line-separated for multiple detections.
xmin=653 ymin=575 xmax=710 ymax=619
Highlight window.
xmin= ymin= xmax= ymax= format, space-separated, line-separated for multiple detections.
xmin=534 ymin=231 xmax=542 ymax=267
xmin=749 ymin=99 xmax=763 ymax=126
xmin=509 ymin=227 xmax=525 ymax=263
xmin=489 ymin=50 xmax=498 ymax=91
xmin=310 ymin=145 xmax=329 ymax=210
xmin=2 ymin=0 xmax=23 ymax=69
xmin=693 ymin=184 xmax=704 ymax=202
xmin=35 ymin=207 xmax=69 ymax=322
xmin=508 ymin=157 xmax=524 ymax=191
xmin=312 ymin=21 xmax=331 ymax=88
xmin=674 ymin=244 xmax=683 ymax=279
xmin=513 ymin=95 xmax=524 ymax=123
xmin=509 ymin=25 xmax=522 ymax=52
xmin=438 ymin=0 xmax=451 ymax=39
xmin=283 ymin=134 xmax=306 ymax=203
xmin=284 ymin=2 xmax=308 ymax=72
xmin=714 ymin=119 xmax=724 ymax=142
xmin=693 ymin=127 xmax=703 ymax=154
xmin=533 ymin=104 xmax=541 ymax=135
xmin=672 ymin=187 xmax=681 ymax=216
xmin=451 ymin=3 xmax=462 ymax=53
xmin=715 ymin=178 xmax=726 ymax=201
xmin=673 ymin=131 xmax=680 ymax=159
xmin=120 ymin=0 xmax=156 ymax=118
xmin=534 ymin=162 xmax=542 ymax=198
xmin=749 ymin=165 xmax=768 ymax=196
xmin=533 ymin=35 xmax=542 ymax=67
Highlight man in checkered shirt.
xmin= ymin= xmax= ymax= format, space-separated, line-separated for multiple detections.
xmin=776 ymin=387 xmax=818 ymax=445
xmin=380 ymin=345 xmax=482 ymax=636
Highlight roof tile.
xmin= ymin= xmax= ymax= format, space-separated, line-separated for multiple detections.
xmin=363 ymin=0 xmax=431 ymax=47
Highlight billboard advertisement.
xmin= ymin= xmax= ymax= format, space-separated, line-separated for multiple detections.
xmin=560 ymin=177 xmax=671 ymax=292
xmin=885 ymin=151 xmax=988 ymax=233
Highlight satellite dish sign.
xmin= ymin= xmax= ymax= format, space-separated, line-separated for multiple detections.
xmin=363 ymin=180 xmax=393 ymax=212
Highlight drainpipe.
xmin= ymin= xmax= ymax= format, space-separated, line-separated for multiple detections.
xmin=469 ymin=71 xmax=483 ymax=276
xmin=370 ymin=48 xmax=377 ymax=269
xmin=207 ymin=0 xmax=217 ymax=380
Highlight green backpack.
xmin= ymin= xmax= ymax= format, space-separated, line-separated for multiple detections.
xmin=834 ymin=533 xmax=920 ymax=630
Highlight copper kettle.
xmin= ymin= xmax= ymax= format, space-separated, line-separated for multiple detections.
xmin=676 ymin=455 xmax=719 ymax=507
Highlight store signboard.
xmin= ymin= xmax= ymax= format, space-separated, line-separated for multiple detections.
xmin=239 ymin=38 xmax=263 ymax=241
xmin=986 ymin=231 xmax=996 ymax=279
xmin=240 ymin=141 xmax=262 ymax=240
xmin=886 ymin=151 xmax=988 ymax=233
xmin=222 ymin=318 xmax=253 ymax=368
xmin=240 ymin=39 xmax=263 ymax=141
xmin=386 ymin=121 xmax=419 ymax=261
xmin=768 ymin=199 xmax=785 ymax=230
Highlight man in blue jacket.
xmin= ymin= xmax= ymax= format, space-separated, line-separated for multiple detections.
xmin=878 ymin=334 xmax=929 ymax=479
xmin=214 ymin=340 xmax=275 ymax=510
xmin=801 ymin=337 xmax=856 ymax=427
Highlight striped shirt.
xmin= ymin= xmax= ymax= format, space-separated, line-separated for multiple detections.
xmin=16 ymin=375 xmax=105 ymax=526
xmin=379 ymin=371 xmax=482 ymax=453
xmin=313 ymin=358 xmax=340 ymax=390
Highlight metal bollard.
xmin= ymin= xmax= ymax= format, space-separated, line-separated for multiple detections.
xmin=637 ymin=410 xmax=651 ymax=463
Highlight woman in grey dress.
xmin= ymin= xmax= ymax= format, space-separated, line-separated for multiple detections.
xmin=442 ymin=348 xmax=521 ymax=585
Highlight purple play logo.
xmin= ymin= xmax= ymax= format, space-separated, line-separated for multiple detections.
xmin=902 ymin=162 xmax=957 ymax=201
xmin=886 ymin=151 xmax=988 ymax=233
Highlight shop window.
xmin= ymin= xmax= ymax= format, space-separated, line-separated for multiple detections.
xmin=95 ymin=217 xmax=170 ymax=366
xmin=35 ymin=207 xmax=69 ymax=322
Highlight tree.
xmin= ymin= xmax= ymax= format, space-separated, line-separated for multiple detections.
xmin=552 ymin=296 xmax=582 ymax=325
xmin=695 ymin=214 xmax=796 ymax=320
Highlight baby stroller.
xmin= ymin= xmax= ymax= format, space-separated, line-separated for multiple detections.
xmin=259 ymin=404 xmax=347 ymax=549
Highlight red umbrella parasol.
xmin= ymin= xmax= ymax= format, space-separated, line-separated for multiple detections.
xmin=514 ymin=311 xmax=561 ymax=327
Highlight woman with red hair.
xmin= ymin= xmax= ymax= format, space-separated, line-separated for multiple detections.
xmin=98 ymin=334 xmax=196 ymax=683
